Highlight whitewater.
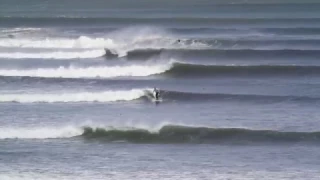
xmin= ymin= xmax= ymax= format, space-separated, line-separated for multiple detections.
xmin=0 ymin=89 xmax=148 ymax=103
xmin=0 ymin=64 xmax=171 ymax=78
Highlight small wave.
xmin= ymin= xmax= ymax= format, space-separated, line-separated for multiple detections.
xmin=0 ymin=89 xmax=147 ymax=103
xmin=0 ymin=50 xmax=106 ymax=59
xmin=159 ymin=90 xmax=319 ymax=103
xmin=0 ymin=64 xmax=170 ymax=78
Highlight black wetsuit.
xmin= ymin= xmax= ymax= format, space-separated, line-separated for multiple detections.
xmin=154 ymin=90 xmax=160 ymax=100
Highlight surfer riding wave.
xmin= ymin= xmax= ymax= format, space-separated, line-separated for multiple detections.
xmin=153 ymin=87 xmax=160 ymax=100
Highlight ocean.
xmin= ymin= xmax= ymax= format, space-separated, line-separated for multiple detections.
xmin=1 ymin=0 xmax=320 ymax=179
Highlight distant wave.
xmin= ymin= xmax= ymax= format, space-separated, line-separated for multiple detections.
xmin=170 ymin=27 xmax=320 ymax=36
xmin=116 ymin=49 xmax=320 ymax=60
xmin=0 ymin=89 xmax=147 ymax=103
xmin=2 ymin=125 xmax=320 ymax=144
xmin=2 ymin=17 xmax=320 ymax=25
xmin=162 ymin=63 xmax=320 ymax=77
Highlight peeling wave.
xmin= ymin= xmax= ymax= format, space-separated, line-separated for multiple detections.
xmin=1 ymin=125 xmax=320 ymax=144
xmin=82 ymin=125 xmax=320 ymax=143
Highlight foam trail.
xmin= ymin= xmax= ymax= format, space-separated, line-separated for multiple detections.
xmin=0 ymin=50 xmax=106 ymax=59
xmin=0 ymin=64 xmax=170 ymax=78
xmin=0 ymin=89 xmax=147 ymax=103
xmin=0 ymin=126 xmax=82 ymax=139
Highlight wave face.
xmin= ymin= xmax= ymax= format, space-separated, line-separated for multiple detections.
xmin=0 ymin=64 xmax=169 ymax=78
xmin=0 ymin=89 xmax=147 ymax=103
xmin=119 ymin=49 xmax=320 ymax=60
xmin=159 ymin=91 xmax=319 ymax=103
xmin=82 ymin=125 xmax=320 ymax=144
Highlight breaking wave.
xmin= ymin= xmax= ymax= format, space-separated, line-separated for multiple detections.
xmin=2 ymin=62 xmax=320 ymax=79
xmin=0 ymin=64 xmax=170 ymax=78
xmin=2 ymin=124 xmax=320 ymax=144
xmin=0 ymin=89 xmax=317 ymax=104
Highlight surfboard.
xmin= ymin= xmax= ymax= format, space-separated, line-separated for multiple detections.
xmin=152 ymin=98 xmax=163 ymax=102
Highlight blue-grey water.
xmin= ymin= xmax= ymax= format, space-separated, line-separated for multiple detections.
xmin=1 ymin=0 xmax=320 ymax=179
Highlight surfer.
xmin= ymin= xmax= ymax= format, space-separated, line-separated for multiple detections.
xmin=104 ymin=48 xmax=118 ymax=59
xmin=153 ymin=87 xmax=160 ymax=100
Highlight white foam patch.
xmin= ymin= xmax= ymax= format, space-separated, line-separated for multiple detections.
xmin=0 ymin=89 xmax=147 ymax=103
xmin=0 ymin=64 xmax=170 ymax=78
xmin=0 ymin=36 xmax=116 ymax=49
xmin=0 ymin=50 xmax=106 ymax=59
xmin=0 ymin=126 xmax=82 ymax=139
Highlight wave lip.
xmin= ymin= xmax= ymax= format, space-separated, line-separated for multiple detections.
xmin=82 ymin=125 xmax=320 ymax=144
xmin=0 ymin=89 xmax=147 ymax=103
